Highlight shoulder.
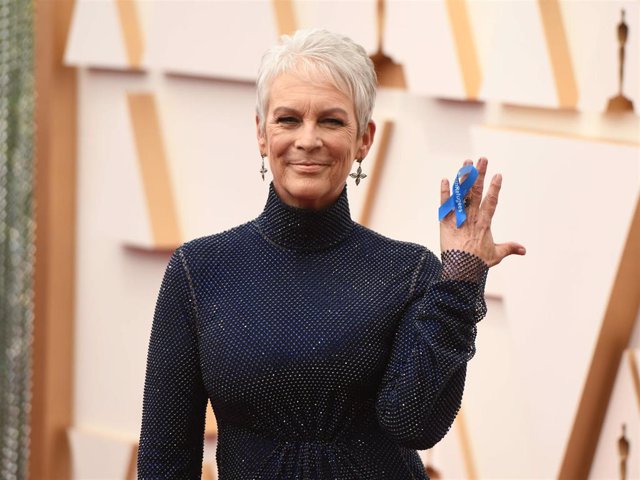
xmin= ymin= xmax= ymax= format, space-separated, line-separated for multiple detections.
xmin=172 ymin=220 xmax=257 ymax=270
xmin=352 ymin=223 xmax=439 ymax=264
xmin=349 ymin=224 xmax=443 ymax=297
xmin=350 ymin=223 xmax=441 ymax=283
xmin=182 ymin=221 xmax=254 ymax=252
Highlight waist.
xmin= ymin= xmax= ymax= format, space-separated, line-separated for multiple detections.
xmin=218 ymin=417 xmax=381 ymax=445
xmin=214 ymin=423 xmax=423 ymax=480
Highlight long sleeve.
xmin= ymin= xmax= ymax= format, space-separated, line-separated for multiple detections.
xmin=375 ymin=249 xmax=488 ymax=450
xmin=138 ymin=247 xmax=208 ymax=478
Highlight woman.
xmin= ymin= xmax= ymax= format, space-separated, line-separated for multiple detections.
xmin=137 ymin=29 xmax=524 ymax=479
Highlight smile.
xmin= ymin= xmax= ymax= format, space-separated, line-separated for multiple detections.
xmin=289 ymin=163 xmax=329 ymax=172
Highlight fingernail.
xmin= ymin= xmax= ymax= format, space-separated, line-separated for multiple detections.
xmin=519 ymin=247 xmax=526 ymax=255
xmin=495 ymin=173 xmax=502 ymax=185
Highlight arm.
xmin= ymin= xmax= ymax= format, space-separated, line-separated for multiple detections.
xmin=375 ymin=157 xmax=525 ymax=449
xmin=137 ymin=247 xmax=208 ymax=478
xmin=375 ymin=249 xmax=488 ymax=449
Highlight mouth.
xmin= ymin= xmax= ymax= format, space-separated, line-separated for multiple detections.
xmin=289 ymin=160 xmax=330 ymax=166
xmin=288 ymin=160 xmax=330 ymax=173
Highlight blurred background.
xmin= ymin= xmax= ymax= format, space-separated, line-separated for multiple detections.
xmin=1 ymin=0 xmax=639 ymax=478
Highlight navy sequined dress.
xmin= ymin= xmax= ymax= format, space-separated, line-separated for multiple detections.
xmin=138 ymin=183 xmax=488 ymax=479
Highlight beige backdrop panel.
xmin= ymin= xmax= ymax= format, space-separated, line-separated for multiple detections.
xmin=145 ymin=0 xmax=279 ymax=80
xmin=65 ymin=0 xmax=130 ymax=68
xmin=472 ymin=125 xmax=640 ymax=479
xmin=294 ymin=0 xmax=377 ymax=53
xmin=385 ymin=0 xmax=466 ymax=99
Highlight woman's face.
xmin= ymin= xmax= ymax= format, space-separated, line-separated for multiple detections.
xmin=257 ymin=72 xmax=375 ymax=210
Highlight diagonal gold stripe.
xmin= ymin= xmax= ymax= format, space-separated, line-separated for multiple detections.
xmin=205 ymin=400 xmax=218 ymax=438
xmin=271 ymin=0 xmax=297 ymax=37
xmin=538 ymin=0 xmax=578 ymax=109
xmin=202 ymin=464 xmax=216 ymax=480
xmin=127 ymin=93 xmax=181 ymax=249
xmin=125 ymin=443 xmax=138 ymax=480
xmin=628 ymin=349 xmax=640 ymax=413
xmin=559 ymin=193 xmax=640 ymax=478
xmin=115 ymin=0 xmax=144 ymax=69
xmin=445 ymin=0 xmax=482 ymax=100
xmin=359 ymin=121 xmax=393 ymax=227
xmin=456 ymin=407 xmax=478 ymax=480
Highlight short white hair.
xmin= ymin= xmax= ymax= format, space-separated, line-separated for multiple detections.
xmin=256 ymin=29 xmax=377 ymax=136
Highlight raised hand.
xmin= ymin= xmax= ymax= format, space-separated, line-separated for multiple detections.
xmin=439 ymin=157 xmax=526 ymax=268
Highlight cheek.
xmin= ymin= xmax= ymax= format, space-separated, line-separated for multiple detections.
xmin=329 ymin=145 xmax=356 ymax=181
xmin=266 ymin=136 xmax=289 ymax=177
xmin=265 ymin=130 xmax=290 ymax=157
xmin=330 ymin=134 xmax=359 ymax=164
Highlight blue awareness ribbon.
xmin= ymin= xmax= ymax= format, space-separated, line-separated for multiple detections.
xmin=438 ymin=165 xmax=478 ymax=228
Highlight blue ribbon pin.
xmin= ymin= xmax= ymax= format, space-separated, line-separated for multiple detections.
xmin=438 ymin=165 xmax=478 ymax=228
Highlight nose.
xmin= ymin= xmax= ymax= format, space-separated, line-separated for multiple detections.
xmin=294 ymin=122 xmax=322 ymax=151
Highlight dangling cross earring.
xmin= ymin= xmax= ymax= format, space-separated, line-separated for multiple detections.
xmin=259 ymin=154 xmax=268 ymax=181
xmin=349 ymin=159 xmax=367 ymax=186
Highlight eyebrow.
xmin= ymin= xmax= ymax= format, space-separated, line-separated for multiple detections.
xmin=272 ymin=106 xmax=349 ymax=117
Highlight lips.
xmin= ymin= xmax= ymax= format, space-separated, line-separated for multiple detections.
xmin=289 ymin=161 xmax=330 ymax=166
xmin=290 ymin=163 xmax=328 ymax=173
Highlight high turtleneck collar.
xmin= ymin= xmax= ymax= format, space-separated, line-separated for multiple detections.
xmin=254 ymin=183 xmax=354 ymax=251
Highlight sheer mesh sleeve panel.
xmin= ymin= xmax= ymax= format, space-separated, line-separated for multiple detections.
xmin=137 ymin=247 xmax=208 ymax=478
xmin=440 ymin=249 xmax=489 ymax=283
xmin=375 ymin=249 xmax=488 ymax=450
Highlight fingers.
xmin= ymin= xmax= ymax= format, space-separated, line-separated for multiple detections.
xmin=440 ymin=178 xmax=450 ymax=205
xmin=470 ymin=157 xmax=487 ymax=210
xmin=458 ymin=158 xmax=473 ymax=206
xmin=479 ymin=173 xmax=501 ymax=226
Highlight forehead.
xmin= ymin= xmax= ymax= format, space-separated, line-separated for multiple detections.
xmin=267 ymin=71 xmax=355 ymax=115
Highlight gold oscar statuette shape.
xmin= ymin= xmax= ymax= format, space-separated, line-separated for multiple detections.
xmin=618 ymin=424 xmax=630 ymax=480
xmin=369 ymin=0 xmax=406 ymax=89
xmin=607 ymin=10 xmax=634 ymax=113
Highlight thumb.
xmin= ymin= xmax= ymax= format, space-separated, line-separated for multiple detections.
xmin=493 ymin=242 xmax=526 ymax=265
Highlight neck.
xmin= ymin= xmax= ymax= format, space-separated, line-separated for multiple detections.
xmin=254 ymin=182 xmax=354 ymax=251
xmin=271 ymin=183 xmax=346 ymax=211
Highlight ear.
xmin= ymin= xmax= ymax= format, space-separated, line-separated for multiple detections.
xmin=356 ymin=120 xmax=376 ymax=161
xmin=256 ymin=115 xmax=266 ymax=154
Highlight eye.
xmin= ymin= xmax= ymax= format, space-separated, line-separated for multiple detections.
xmin=276 ymin=116 xmax=299 ymax=125
xmin=322 ymin=118 xmax=345 ymax=127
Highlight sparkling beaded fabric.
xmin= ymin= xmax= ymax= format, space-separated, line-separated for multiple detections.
xmin=138 ymin=184 xmax=488 ymax=479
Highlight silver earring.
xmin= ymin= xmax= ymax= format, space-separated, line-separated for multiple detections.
xmin=349 ymin=159 xmax=367 ymax=186
xmin=260 ymin=154 xmax=268 ymax=181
